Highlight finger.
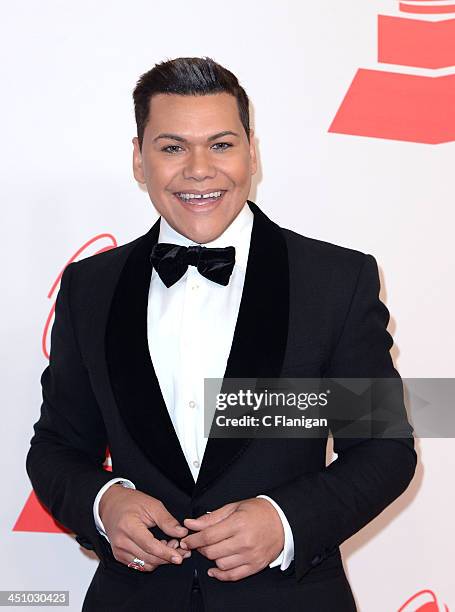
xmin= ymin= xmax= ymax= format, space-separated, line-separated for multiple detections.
xmin=160 ymin=538 xmax=180 ymax=550
xmin=208 ymin=564 xmax=252 ymax=582
xmin=214 ymin=554 xmax=246 ymax=571
xmin=121 ymin=540 xmax=191 ymax=569
xmin=183 ymin=504 xmax=237 ymax=530
xmin=167 ymin=539 xmax=192 ymax=558
xmin=130 ymin=524 xmax=185 ymax=565
xmin=181 ymin=505 xmax=238 ymax=550
xmin=196 ymin=536 xmax=238 ymax=561
xmin=181 ymin=514 xmax=238 ymax=551
xmin=152 ymin=503 xmax=188 ymax=539
xmin=115 ymin=542 xmax=166 ymax=572
xmin=159 ymin=538 xmax=191 ymax=559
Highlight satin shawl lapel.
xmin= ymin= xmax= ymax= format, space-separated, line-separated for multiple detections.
xmin=105 ymin=200 xmax=290 ymax=498
xmin=193 ymin=201 xmax=289 ymax=495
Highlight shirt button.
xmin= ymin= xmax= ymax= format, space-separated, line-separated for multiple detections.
xmin=193 ymin=460 xmax=200 ymax=468
xmin=189 ymin=401 xmax=196 ymax=408
xmin=191 ymin=284 xmax=199 ymax=290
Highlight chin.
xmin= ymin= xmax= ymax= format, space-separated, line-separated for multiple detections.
xmin=188 ymin=224 xmax=224 ymax=244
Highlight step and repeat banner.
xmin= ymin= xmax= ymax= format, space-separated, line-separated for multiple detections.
xmin=1 ymin=1 xmax=453 ymax=610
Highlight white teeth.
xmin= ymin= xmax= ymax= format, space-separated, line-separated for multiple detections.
xmin=202 ymin=191 xmax=222 ymax=198
xmin=177 ymin=191 xmax=223 ymax=201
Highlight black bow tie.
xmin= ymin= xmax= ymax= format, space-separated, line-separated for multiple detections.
xmin=149 ymin=242 xmax=236 ymax=288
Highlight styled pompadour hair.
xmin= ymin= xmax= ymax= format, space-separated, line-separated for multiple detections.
xmin=133 ymin=56 xmax=250 ymax=149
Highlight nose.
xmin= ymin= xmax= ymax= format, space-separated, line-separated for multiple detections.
xmin=183 ymin=147 xmax=216 ymax=181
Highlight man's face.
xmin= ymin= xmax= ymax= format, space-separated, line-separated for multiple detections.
xmin=132 ymin=92 xmax=257 ymax=244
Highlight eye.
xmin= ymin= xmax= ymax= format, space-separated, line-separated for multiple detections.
xmin=161 ymin=145 xmax=184 ymax=154
xmin=212 ymin=142 xmax=233 ymax=151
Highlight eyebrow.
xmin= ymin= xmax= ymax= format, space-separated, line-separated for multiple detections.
xmin=152 ymin=130 xmax=240 ymax=143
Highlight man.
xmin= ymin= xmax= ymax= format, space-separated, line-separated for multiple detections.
xmin=26 ymin=57 xmax=417 ymax=611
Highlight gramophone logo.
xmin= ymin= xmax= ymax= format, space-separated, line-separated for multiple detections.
xmin=14 ymin=233 xmax=117 ymax=534
xmin=329 ymin=1 xmax=455 ymax=143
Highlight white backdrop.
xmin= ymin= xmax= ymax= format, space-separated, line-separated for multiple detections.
xmin=1 ymin=1 xmax=453 ymax=610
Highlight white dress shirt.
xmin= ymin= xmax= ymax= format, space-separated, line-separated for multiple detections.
xmin=93 ymin=202 xmax=294 ymax=570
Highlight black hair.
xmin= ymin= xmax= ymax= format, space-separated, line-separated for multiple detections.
xmin=133 ymin=56 xmax=250 ymax=150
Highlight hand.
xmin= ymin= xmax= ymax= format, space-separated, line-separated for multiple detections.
xmin=179 ymin=498 xmax=284 ymax=581
xmin=99 ymin=484 xmax=191 ymax=572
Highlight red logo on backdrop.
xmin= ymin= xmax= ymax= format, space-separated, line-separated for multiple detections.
xmin=14 ymin=234 xmax=117 ymax=534
xmin=329 ymin=1 xmax=455 ymax=143
xmin=398 ymin=588 xmax=449 ymax=611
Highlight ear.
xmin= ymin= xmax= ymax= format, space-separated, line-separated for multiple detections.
xmin=132 ymin=136 xmax=146 ymax=184
xmin=249 ymin=128 xmax=257 ymax=176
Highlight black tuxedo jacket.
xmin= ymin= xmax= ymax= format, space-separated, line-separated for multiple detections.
xmin=26 ymin=200 xmax=417 ymax=611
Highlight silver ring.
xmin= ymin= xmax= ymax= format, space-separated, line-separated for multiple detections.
xmin=128 ymin=557 xmax=146 ymax=571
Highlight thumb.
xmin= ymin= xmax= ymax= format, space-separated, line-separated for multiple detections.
xmin=153 ymin=506 xmax=188 ymax=538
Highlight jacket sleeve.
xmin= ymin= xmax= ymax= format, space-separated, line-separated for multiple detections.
xmin=261 ymin=253 xmax=417 ymax=582
xmin=25 ymin=261 xmax=122 ymax=566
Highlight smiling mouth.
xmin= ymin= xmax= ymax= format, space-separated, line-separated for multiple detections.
xmin=175 ymin=190 xmax=224 ymax=203
xmin=173 ymin=190 xmax=226 ymax=207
